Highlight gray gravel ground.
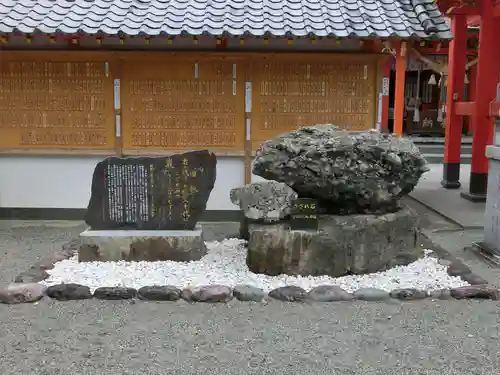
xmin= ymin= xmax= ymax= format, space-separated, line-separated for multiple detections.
xmin=1 ymin=216 xmax=500 ymax=375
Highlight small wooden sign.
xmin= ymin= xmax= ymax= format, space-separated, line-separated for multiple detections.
xmin=290 ymin=198 xmax=318 ymax=231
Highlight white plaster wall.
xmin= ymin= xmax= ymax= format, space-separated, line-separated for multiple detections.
xmin=0 ymin=156 xmax=244 ymax=210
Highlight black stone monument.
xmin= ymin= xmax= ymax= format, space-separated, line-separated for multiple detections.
xmin=85 ymin=150 xmax=216 ymax=230
xmin=290 ymin=198 xmax=318 ymax=231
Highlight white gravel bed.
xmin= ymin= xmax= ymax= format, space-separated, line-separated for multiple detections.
xmin=40 ymin=238 xmax=469 ymax=293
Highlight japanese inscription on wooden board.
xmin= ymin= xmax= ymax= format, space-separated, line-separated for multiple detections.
xmin=85 ymin=150 xmax=217 ymax=230
xmin=121 ymin=60 xmax=244 ymax=152
xmin=251 ymin=60 xmax=375 ymax=150
xmin=290 ymin=198 xmax=318 ymax=231
xmin=0 ymin=60 xmax=114 ymax=150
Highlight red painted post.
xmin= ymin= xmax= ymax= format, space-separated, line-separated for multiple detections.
xmin=393 ymin=41 xmax=407 ymax=136
xmin=466 ymin=63 xmax=477 ymax=133
xmin=461 ymin=0 xmax=500 ymax=201
xmin=442 ymin=14 xmax=467 ymax=189
xmin=380 ymin=58 xmax=391 ymax=132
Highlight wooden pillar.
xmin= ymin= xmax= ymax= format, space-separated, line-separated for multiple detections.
xmin=380 ymin=57 xmax=391 ymax=132
xmin=441 ymin=15 xmax=467 ymax=189
xmin=393 ymin=41 xmax=407 ymax=136
xmin=462 ymin=0 xmax=500 ymax=201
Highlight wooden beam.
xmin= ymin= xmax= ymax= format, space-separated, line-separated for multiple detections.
xmin=494 ymin=1 xmax=500 ymax=18
xmin=447 ymin=5 xmax=480 ymax=15
xmin=490 ymin=101 xmax=500 ymax=117
xmin=454 ymin=101 xmax=476 ymax=116
xmin=467 ymin=15 xmax=481 ymax=25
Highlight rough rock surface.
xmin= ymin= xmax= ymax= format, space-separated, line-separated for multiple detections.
xmin=247 ymin=205 xmax=422 ymax=277
xmin=138 ymin=285 xmax=182 ymax=301
xmin=307 ymin=285 xmax=353 ymax=302
xmin=230 ymin=181 xmax=297 ymax=222
xmin=0 ymin=283 xmax=46 ymax=304
xmin=253 ymin=124 xmax=428 ymax=214
xmin=93 ymin=287 xmax=137 ymax=300
xmin=182 ymin=285 xmax=233 ymax=302
xmin=233 ymin=285 xmax=266 ymax=302
xmin=389 ymin=288 xmax=427 ymax=300
xmin=46 ymin=283 xmax=93 ymax=301
xmin=268 ymin=286 xmax=308 ymax=302
xmin=450 ymin=285 xmax=500 ymax=300
xmin=353 ymin=288 xmax=390 ymax=301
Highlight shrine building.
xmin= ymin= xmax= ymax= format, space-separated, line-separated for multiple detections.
xmin=0 ymin=0 xmax=454 ymax=219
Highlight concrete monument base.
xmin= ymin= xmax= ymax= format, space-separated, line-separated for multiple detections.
xmin=78 ymin=226 xmax=207 ymax=262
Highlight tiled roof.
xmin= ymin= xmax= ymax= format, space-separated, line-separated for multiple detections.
xmin=0 ymin=0 xmax=452 ymax=40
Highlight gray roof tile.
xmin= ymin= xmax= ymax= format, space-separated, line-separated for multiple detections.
xmin=0 ymin=0 xmax=452 ymax=39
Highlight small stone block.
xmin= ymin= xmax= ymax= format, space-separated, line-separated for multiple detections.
xmin=268 ymin=286 xmax=308 ymax=302
xmin=46 ymin=283 xmax=93 ymax=301
xmin=307 ymin=285 xmax=353 ymax=302
xmin=93 ymin=287 xmax=137 ymax=300
xmin=353 ymin=288 xmax=390 ymax=301
xmin=182 ymin=285 xmax=233 ymax=302
xmin=0 ymin=283 xmax=46 ymax=304
xmin=450 ymin=285 xmax=500 ymax=300
xmin=138 ymin=285 xmax=182 ymax=301
xmin=389 ymin=288 xmax=427 ymax=301
xmin=79 ymin=228 xmax=207 ymax=262
xmin=233 ymin=285 xmax=266 ymax=302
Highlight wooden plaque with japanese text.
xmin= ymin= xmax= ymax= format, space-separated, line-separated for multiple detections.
xmin=0 ymin=54 xmax=115 ymax=152
xmin=121 ymin=56 xmax=245 ymax=154
xmin=251 ymin=55 xmax=377 ymax=150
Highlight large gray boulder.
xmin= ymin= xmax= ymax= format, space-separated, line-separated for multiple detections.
xmin=230 ymin=181 xmax=297 ymax=222
xmin=246 ymin=205 xmax=422 ymax=277
xmin=252 ymin=124 xmax=428 ymax=214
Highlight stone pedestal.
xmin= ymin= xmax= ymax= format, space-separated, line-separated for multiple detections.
xmin=246 ymin=206 xmax=422 ymax=277
xmin=78 ymin=226 xmax=207 ymax=262
xmin=482 ymin=145 xmax=500 ymax=255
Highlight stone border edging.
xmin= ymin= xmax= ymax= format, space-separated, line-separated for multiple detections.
xmin=1 ymin=237 xmax=499 ymax=305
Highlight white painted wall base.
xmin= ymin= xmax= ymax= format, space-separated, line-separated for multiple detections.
xmin=0 ymin=156 xmax=245 ymax=211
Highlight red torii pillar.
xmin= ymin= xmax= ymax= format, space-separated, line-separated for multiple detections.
xmin=441 ymin=14 xmax=468 ymax=188
xmin=461 ymin=0 xmax=500 ymax=201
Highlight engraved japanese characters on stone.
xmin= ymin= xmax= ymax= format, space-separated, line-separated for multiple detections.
xmin=85 ymin=150 xmax=216 ymax=230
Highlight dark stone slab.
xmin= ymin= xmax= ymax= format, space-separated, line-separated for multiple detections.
xmin=182 ymin=285 xmax=233 ymax=302
xmin=93 ymin=287 xmax=137 ymax=300
xmin=138 ymin=285 xmax=182 ymax=301
xmin=85 ymin=150 xmax=216 ymax=230
xmin=307 ymin=285 xmax=353 ymax=302
xmin=46 ymin=283 xmax=92 ymax=301
xmin=268 ymin=286 xmax=308 ymax=302
xmin=450 ymin=285 xmax=500 ymax=300
xmin=290 ymin=198 xmax=318 ymax=231
xmin=389 ymin=288 xmax=427 ymax=300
